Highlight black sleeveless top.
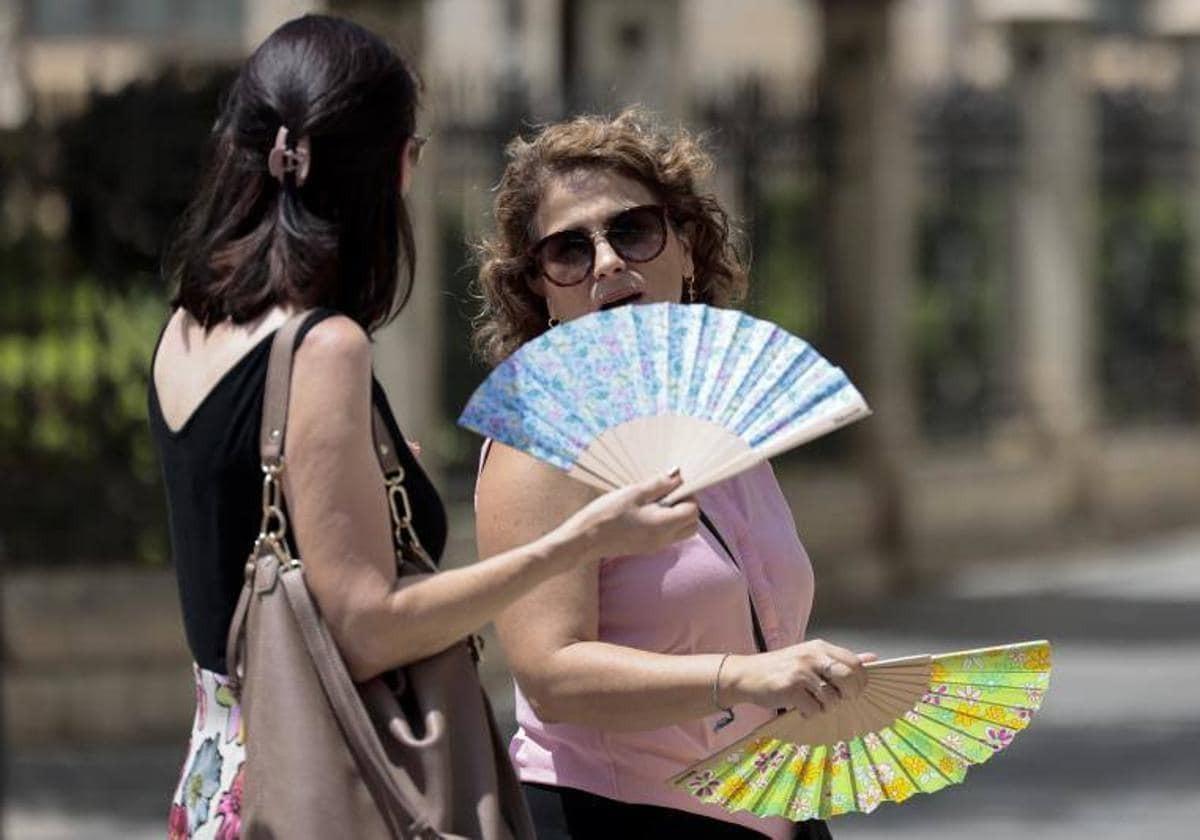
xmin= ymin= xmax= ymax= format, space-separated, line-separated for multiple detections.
xmin=148 ymin=309 xmax=448 ymax=675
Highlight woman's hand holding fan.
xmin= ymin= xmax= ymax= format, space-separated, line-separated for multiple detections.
xmin=721 ymin=640 xmax=878 ymax=719
xmin=557 ymin=470 xmax=700 ymax=560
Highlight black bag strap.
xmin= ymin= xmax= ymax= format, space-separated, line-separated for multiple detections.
xmin=698 ymin=509 xmax=768 ymax=654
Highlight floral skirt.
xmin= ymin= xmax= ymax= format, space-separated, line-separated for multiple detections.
xmin=168 ymin=665 xmax=246 ymax=839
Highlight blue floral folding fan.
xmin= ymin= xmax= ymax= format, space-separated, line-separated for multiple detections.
xmin=458 ymin=303 xmax=870 ymax=502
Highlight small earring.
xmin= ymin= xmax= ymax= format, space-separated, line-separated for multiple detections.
xmin=684 ymin=275 xmax=696 ymax=303
xmin=548 ymin=316 xmax=560 ymax=328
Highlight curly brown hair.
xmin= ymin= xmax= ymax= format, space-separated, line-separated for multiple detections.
xmin=471 ymin=108 xmax=749 ymax=366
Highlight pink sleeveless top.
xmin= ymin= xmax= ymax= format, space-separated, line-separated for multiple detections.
xmin=477 ymin=444 xmax=816 ymax=839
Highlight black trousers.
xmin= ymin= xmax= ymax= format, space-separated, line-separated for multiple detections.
xmin=523 ymin=782 xmax=833 ymax=840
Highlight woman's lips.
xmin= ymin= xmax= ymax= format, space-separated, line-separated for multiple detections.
xmin=591 ymin=273 xmax=647 ymax=309
xmin=599 ymin=292 xmax=644 ymax=310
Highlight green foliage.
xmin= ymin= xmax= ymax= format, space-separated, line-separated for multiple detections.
xmin=0 ymin=65 xmax=232 ymax=566
xmin=57 ymin=65 xmax=235 ymax=288
xmin=746 ymin=177 xmax=824 ymax=344
xmin=0 ymin=240 xmax=168 ymax=565
xmin=436 ymin=210 xmax=491 ymax=479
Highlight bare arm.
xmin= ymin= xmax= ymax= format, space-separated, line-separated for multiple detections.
xmin=284 ymin=316 xmax=696 ymax=681
xmin=482 ymin=441 xmax=872 ymax=731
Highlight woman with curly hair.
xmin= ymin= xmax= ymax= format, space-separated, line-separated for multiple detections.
xmin=473 ymin=109 xmax=873 ymax=839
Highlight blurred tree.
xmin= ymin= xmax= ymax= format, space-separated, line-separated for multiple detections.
xmin=1 ymin=64 xmax=235 ymax=567
xmin=57 ymin=65 xmax=236 ymax=289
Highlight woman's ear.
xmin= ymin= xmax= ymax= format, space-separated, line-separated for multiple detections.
xmin=677 ymin=220 xmax=696 ymax=279
xmin=398 ymin=138 xmax=416 ymax=195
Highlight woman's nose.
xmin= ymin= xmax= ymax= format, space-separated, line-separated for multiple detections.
xmin=592 ymin=234 xmax=626 ymax=280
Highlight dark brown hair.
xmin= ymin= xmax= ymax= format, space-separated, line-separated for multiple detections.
xmin=165 ymin=15 xmax=419 ymax=332
xmin=472 ymin=107 xmax=749 ymax=366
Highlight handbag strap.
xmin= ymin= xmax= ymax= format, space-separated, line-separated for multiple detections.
xmin=371 ymin=409 xmax=438 ymax=574
xmin=698 ymin=509 xmax=768 ymax=654
xmin=259 ymin=311 xmax=311 ymax=464
xmin=235 ymin=309 xmax=444 ymax=836
xmin=226 ymin=310 xmax=316 ymax=689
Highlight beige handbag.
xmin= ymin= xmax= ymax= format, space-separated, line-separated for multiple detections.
xmin=225 ymin=311 xmax=534 ymax=839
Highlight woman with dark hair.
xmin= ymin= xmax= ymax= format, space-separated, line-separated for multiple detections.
xmin=152 ymin=19 xmax=696 ymax=839
xmin=473 ymin=109 xmax=873 ymax=839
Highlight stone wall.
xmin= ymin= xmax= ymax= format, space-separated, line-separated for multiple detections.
xmin=3 ymin=569 xmax=193 ymax=747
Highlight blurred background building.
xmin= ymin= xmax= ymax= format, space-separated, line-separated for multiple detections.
xmin=2 ymin=0 xmax=1198 ymax=837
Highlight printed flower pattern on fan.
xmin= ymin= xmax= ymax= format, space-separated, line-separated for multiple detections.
xmin=169 ymin=665 xmax=246 ymax=839
xmin=685 ymin=770 xmax=720 ymax=798
xmin=924 ymin=684 xmax=949 ymax=705
xmin=986 ymin=727 xmax=1015 ymax=750
xmin=672 ymin=641 xmax=1052 ymax=821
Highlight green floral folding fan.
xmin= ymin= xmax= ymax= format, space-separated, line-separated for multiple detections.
xmin=671 ymin=640 xmax=1051 ymax=821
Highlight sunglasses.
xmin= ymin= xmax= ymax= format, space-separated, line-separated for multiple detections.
xmin=529 ymin=204 xmax=669 ymax=287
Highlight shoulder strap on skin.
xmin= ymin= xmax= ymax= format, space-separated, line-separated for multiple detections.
xmin=261 ymin=309 xmax=404 ymax=474
xmin=371 ymin=408 xmax=404 ymax=476
xmin=699 ymin=508 xmax=769 ymax=654
xmin=260 ymin=310 xmax=314 ymax=464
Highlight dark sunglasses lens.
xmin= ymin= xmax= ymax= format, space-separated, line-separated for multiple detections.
xmin=540 ymin=233 xmax=592 ymax=285
xmin=607 ymin=207 xmax=666 ymax=262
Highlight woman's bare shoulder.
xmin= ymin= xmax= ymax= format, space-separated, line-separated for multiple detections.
xmin=477 ymin=440 xmax=596 ymax=519
xmin=294 ymin=313 xmax=370 ymax=368
xmin=287 ymin=314 xmax=374 ymax=443
xmin=153 ymin=307 xmax=289 ymax=429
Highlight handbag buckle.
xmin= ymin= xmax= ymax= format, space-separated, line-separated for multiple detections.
xmin=257 ymin=461 xmax=295 ymax=562
xmin=385 ymin=472 xmax=436 ymax=572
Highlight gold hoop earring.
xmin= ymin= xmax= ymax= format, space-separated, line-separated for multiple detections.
xmin=684 ymin=275 xmax=696 ymax=303
xmin=548 ymin=316 xmax=560 ymax=328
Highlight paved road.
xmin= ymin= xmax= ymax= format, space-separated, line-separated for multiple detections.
xmin=6 ymin=529 xmax=1199 ymax=839
xmin=817 ymin=530 xmax=1200 ymax=840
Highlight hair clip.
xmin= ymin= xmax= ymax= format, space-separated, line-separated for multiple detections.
xmin=267 ymin=126 xmax=311 ymax=187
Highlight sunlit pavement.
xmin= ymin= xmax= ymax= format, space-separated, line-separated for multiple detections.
xmin=6 ymin=529 xmax=1199 ymax=840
